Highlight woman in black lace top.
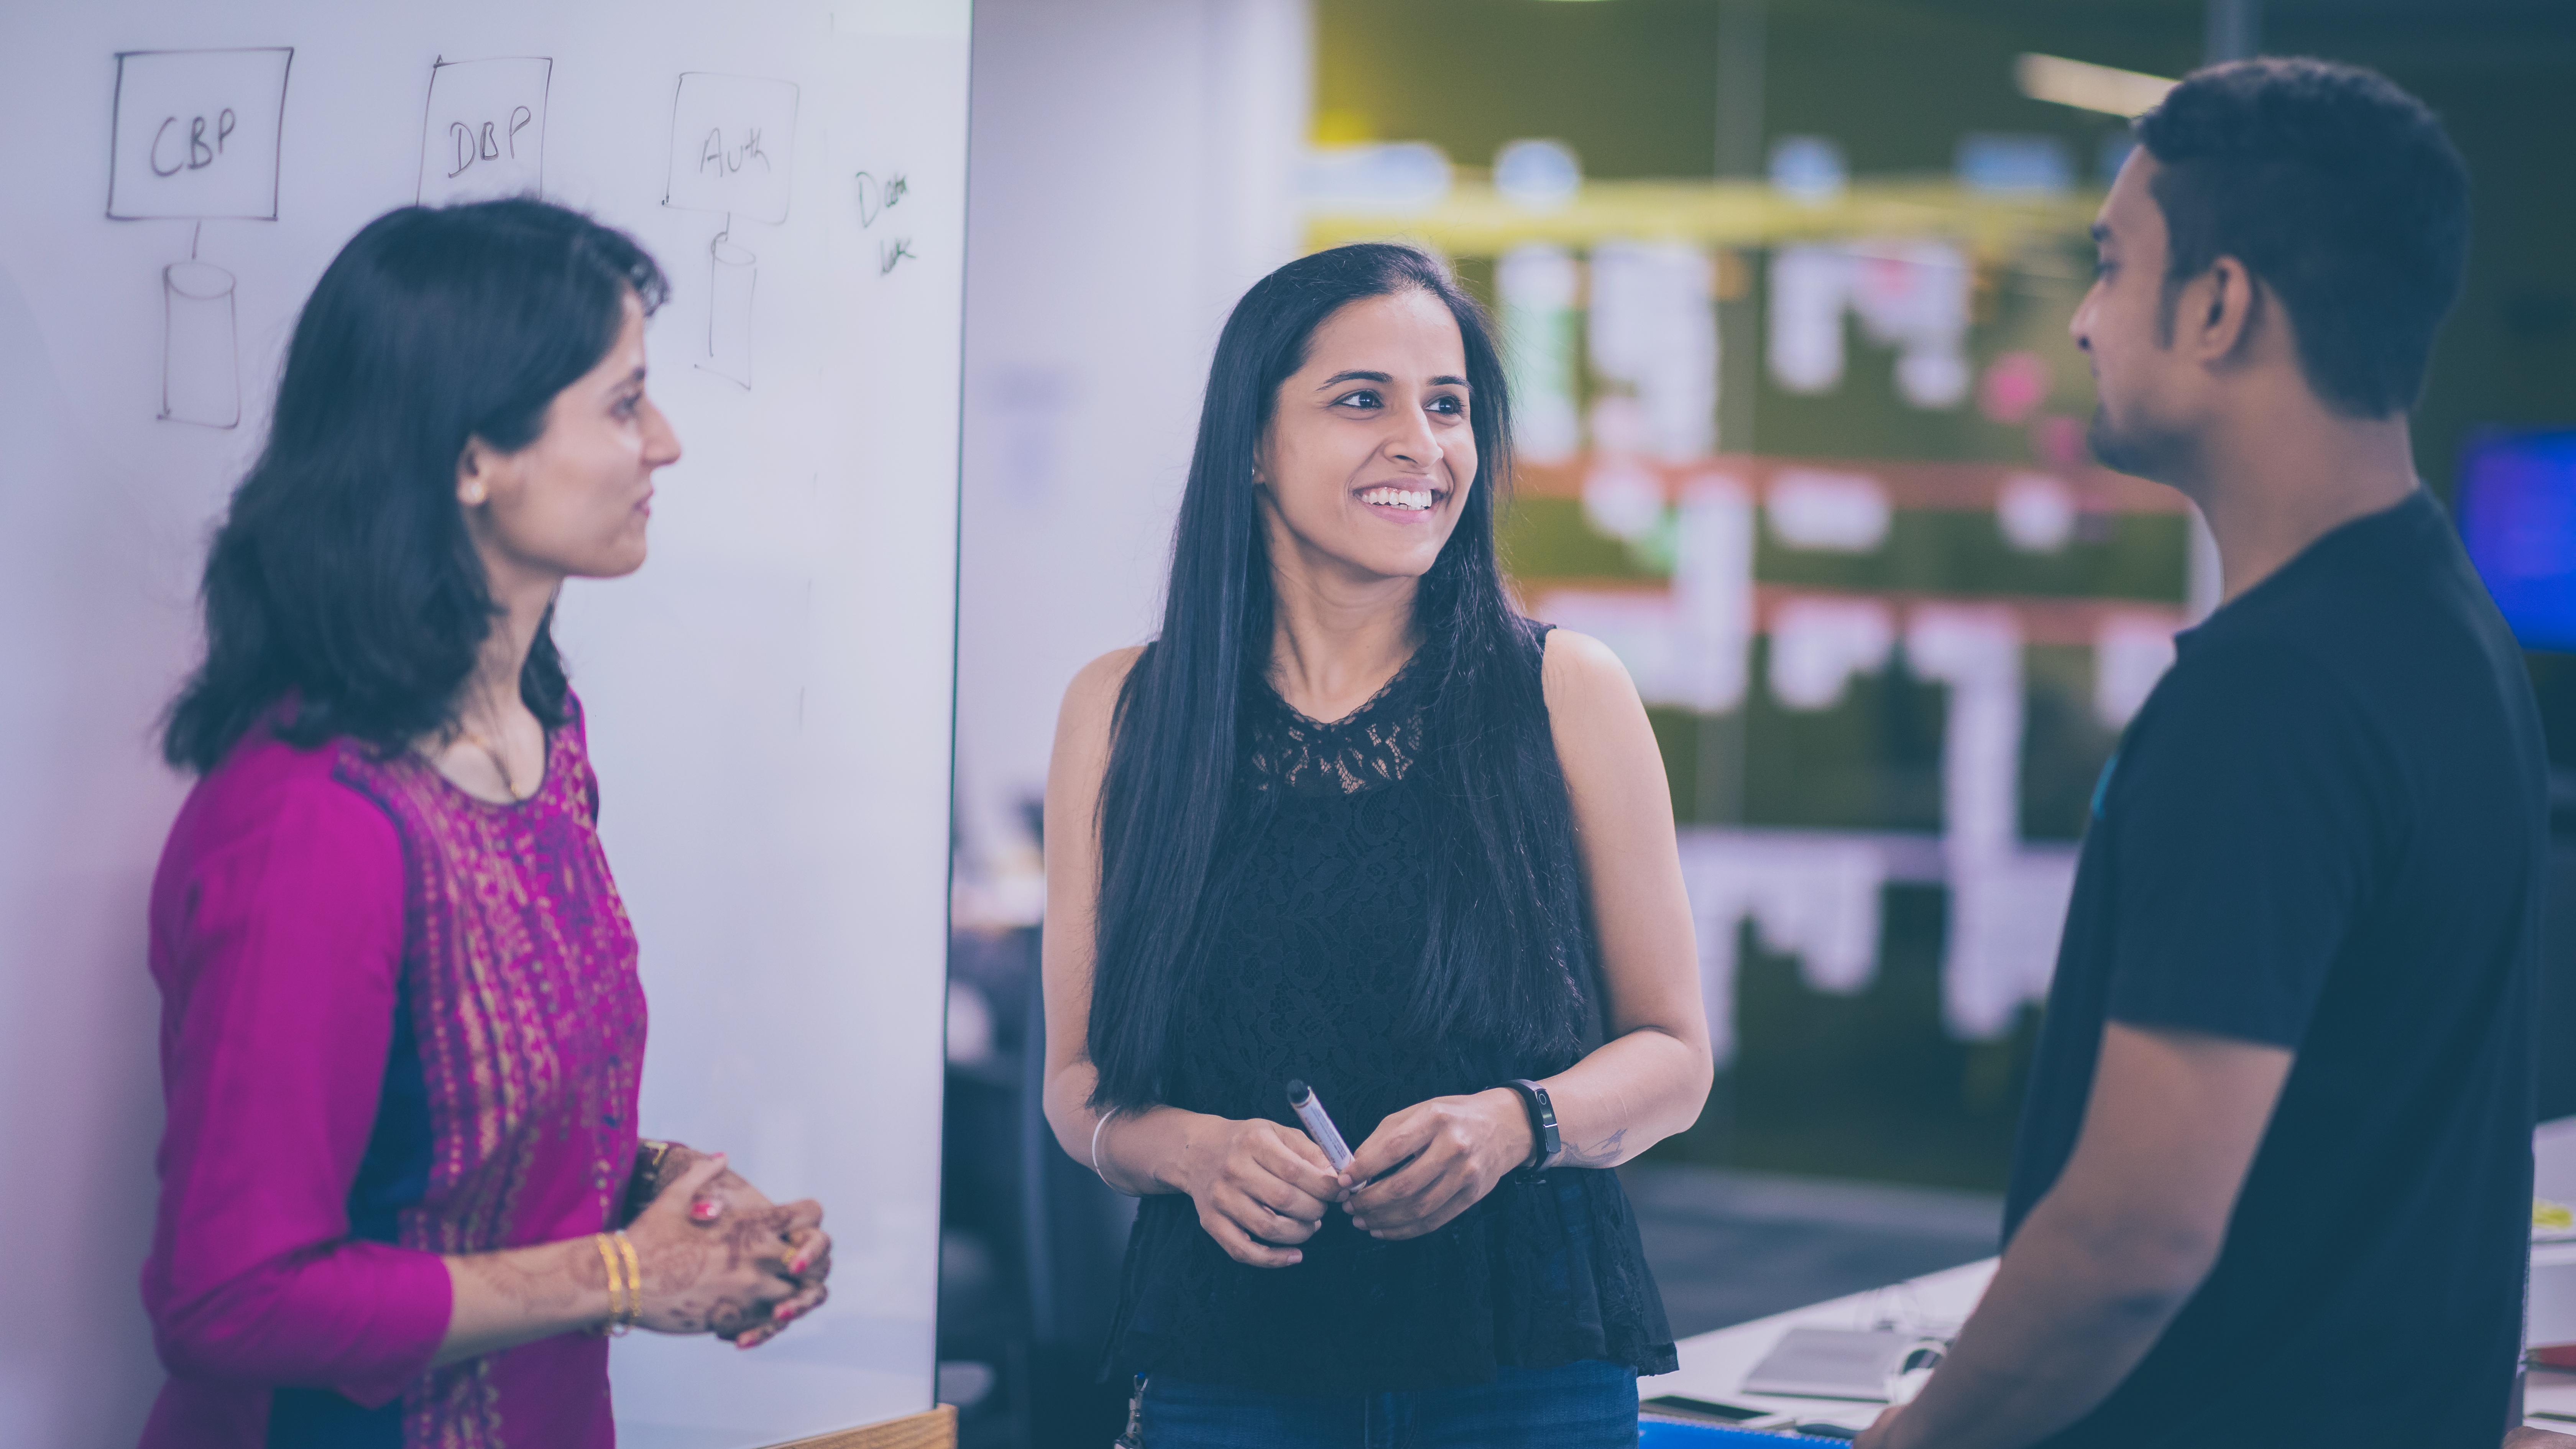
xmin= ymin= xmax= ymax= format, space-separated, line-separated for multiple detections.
xmin=1041 ymin=244 xmax=1712 ymax=1447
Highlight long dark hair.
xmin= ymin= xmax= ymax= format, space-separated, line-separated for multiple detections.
xmin=163 ymin=199 xmax=668 ymax=773
xmin=1086 ymin=243 xmax=1592 ymax=1111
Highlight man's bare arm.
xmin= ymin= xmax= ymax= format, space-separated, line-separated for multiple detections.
xmin=1857 ymin=1023 xmax=2292 ymax=1449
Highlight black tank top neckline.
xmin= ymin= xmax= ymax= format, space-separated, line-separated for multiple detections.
xmin=1245 ymin=642 xmax=1430 ymax=799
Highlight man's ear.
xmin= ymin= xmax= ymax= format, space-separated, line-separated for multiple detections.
xmin=2185 ymin=255 xmax=2264 ymax=366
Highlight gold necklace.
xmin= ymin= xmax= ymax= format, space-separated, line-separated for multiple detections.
xmin=458 ymin=726 xmax=530 ymax=802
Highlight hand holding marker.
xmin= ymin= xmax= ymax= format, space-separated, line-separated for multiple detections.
xmin=1285 ymin=1079 xmax=1354 ymax=1173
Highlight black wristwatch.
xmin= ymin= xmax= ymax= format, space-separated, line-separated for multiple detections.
xmin=1503 ymin=1079 xmax=1559 ymax=1171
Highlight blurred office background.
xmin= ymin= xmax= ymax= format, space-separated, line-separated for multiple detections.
xmin=935 ymin=2 xmax=2576 ymax=1441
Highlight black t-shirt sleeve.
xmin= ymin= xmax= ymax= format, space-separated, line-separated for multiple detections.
xmin=2101 ymin=637 xmax=2395 ymax=1048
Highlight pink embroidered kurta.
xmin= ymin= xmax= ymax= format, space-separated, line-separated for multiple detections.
xmin=140 ymin=696 xmax=647 ymax=1448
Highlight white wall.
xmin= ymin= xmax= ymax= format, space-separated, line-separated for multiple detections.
xmin=953 ymin=0 xmax=1309 ymax=888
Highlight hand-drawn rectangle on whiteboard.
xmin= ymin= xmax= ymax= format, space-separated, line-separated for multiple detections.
xmin=663 ymin=72 xmax=798 ymax=224
xmin=417 ymin=56 xmax=551 ymax=205
xmin=107 ymin=48 xmax=293 ymax=220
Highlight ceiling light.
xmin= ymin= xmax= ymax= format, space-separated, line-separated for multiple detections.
xmin=2015 ymin=53 xmax=2176 ymax=118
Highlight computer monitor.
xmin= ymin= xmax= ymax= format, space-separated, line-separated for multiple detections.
xmin=2457 ymin=429 xmax=2576 ymax=653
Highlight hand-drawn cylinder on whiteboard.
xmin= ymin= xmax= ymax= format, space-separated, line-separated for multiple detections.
xmin=704 ymin=237 xmax=757 ymax=388
xmin=162 ymin=260 xmax=240 ymax=428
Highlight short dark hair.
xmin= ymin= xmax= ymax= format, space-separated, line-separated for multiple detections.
xmin=163 ymin=198 xmax=667 ymax=773
xmin=2134 ymin=57 xmax=2468 ymax=418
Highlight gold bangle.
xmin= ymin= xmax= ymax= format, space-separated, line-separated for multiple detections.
xmin=593 ymin=1232 xmax=628 ymax=1336
xmin=613 ymin=1230 xmax=644 ymax=1331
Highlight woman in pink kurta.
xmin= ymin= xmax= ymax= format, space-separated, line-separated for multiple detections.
xmin=146 ymin=701 xmax=642 ymax=1444
xmin=141 ymin=199 xmax=831 ymax=1448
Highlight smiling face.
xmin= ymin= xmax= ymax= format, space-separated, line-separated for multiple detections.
xmin=1256 ymin=289 xmax=1478 ymax=588
xmin=2072 ymin=150 xmax=2204 ymax=483
xmin=458 ymin=292 xmax=681 ymax=584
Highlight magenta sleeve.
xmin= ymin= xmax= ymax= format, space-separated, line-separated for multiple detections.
xmin=143 ymin=762 xmax=454 ymax=1408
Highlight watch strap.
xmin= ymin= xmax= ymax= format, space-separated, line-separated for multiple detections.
xmin=1505 ymin=1078 xmax=1560 ymax=1171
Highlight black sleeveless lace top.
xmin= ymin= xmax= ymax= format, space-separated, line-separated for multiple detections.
xmin=1102 ymin=624 xmax=1676 ymax=1395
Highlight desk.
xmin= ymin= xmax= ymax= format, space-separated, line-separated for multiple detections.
xmin=2529 ymin=1242 xmax=2576 ymax=1433
xmin=1640 ymin=1252 xmax=2576 ymax=1437
xmin=1639 ymin=1257 xmax=1999 ymax=1435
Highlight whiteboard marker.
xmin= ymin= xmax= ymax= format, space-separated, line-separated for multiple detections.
xmin=1284 ymin=1079 xmax=1354 ymax=1173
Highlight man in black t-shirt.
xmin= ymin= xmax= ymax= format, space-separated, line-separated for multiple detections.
xmin=1857 ymin=60 xmax=2557 ymax=1449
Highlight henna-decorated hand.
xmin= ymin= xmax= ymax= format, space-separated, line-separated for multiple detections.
xmin=646 ymin=1142 xmax=766 ymax=1221
xmin=644 ymin=1144 xmax=834 ymax=1347
xmin=626 ymin=1155 xmax=812 ymax=1336
xmin=729 ymin=1215 xmax=830 ymax=1350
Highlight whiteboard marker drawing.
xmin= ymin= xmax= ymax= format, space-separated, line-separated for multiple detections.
xmin=417 ymin=56 xmax=551 ymax=205
xmin=662 ymin=72 xmax=798 ymax=388
xmin=108 ymin=47 xmax=292 ymax=429
xmin=163 ymin=247 xmax=239 ymax=428
xmin=853 ymin=169 xmax=907 ymax=226
xmin=855 ymin=169 xmax=917 ymax=278
xmin=707 ymin=235 xmax=757 ymax=383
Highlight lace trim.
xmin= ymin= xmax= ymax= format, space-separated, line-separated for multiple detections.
xmin=1244 ymin=653 xmax=1428 ymax=797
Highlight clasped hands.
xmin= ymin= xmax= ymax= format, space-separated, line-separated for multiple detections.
xmin=623 ymin=1146 xmax=833 ymax=1348
xmin=1183 ymin=1089 xmax=1533 ymax=1268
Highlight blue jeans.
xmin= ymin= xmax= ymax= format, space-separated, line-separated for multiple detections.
xmin=1132 ymin=1358 xmax=1638 ymax=1448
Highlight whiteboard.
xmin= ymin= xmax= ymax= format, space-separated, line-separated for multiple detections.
xmin=0 ymin=2 xmax=968 ymax=1444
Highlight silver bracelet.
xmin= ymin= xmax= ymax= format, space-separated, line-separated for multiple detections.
xmin=1090 ymin=1108 xmax=1124 ymax=1193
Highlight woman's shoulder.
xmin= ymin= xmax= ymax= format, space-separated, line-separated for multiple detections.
xmin=159 ymin=731 xmax=402 ymax=917
xmin=1060 ymin=644 xmax=1150 ymax=725
xmin=1532 ymin=624 xmax=1648 ymax=743
xmin=1080 ymin=642 xmax=1152 ymax=685
xmin=186 ymin=729 xmax=393 ymax=838
xmin=1051 ymin=644 xmax=1150 ymax=765
xmin=1536 ymin=625 xmax=1630 ymax=693
xmin=190 ymin=723 xmax=376 ymax=812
